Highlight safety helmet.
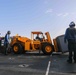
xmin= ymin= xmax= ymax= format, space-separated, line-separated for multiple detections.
xmin=69 ymin=21 xmax=75 ymax=27
xmin=7 ymin=31 xmax=11 ymax=34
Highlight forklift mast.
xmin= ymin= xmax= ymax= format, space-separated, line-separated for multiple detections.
xmin=45 ymin=32 xmax=52 ymax=44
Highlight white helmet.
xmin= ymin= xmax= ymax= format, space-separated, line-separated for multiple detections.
xmin=69 ymin=21 xmax=75 ymax=27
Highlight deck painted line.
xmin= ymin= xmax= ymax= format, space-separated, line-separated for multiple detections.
xmin=45 ymin=61 xmax=51 ymax=75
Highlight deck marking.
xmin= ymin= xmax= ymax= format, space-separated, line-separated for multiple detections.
xmin=45 ymin=61 xmax=51 ymax=75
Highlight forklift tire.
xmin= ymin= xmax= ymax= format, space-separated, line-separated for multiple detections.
xmin=42 ymin=43 xmax=53 ymax=55
xmin=12 ymin=43 xmax=23 ymax=54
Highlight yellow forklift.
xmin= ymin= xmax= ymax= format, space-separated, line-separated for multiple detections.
xmin=10 ymin=31 xmax=55 ymax=55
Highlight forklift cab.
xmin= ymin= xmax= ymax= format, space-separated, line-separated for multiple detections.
xmin=31 ymin=31 xmax=44 ymax=41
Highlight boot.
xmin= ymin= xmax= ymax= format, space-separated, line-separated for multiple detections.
xmin=67 ymin=59 xmax=72 ymax=63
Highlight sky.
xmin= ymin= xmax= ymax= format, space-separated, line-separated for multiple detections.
xmin=0 ymin=0 xmax=76 ymax=39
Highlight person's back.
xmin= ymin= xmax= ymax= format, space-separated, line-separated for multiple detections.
xmin=70 ymin=27 xmax=76 ymax=39
xmin=68 ymin=27 xmax=76 ymax=41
